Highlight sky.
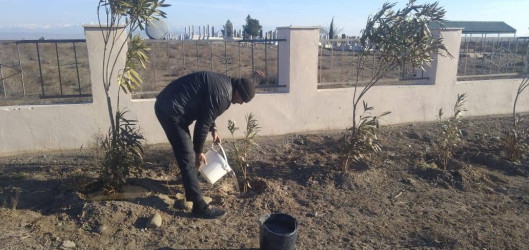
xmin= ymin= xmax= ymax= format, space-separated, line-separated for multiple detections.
xmin=0 ymin=0 xmax=527 ymax=39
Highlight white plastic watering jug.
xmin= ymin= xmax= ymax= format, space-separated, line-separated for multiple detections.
xmin=198 ymin=144 xmax=233 ymax=184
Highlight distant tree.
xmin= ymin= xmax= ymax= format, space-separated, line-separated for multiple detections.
xmin=322 ymin=17 xmax=343 ymax=39
xmin=39 ymin=37 xmax=45 ymax=40
xmin=341 ymin=34 xmax=346 ymax=39
xmin=222 ymin=19 xmax=233 ymax=37
xmin=329 ymin=17 xmax=335 ymax=39
xmin=243 ymin=15 xmax=262 ymax=39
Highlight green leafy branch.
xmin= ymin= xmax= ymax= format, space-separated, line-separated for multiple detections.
xmin=227 ymin=114 xmax=260 ymax=193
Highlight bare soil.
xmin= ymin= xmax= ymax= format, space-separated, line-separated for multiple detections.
xmin=1 ymin=114 xmax=529 ymax=249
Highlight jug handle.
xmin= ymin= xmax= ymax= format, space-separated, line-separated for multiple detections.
xmin=212 ymin=143 xmax=228 ymax=162
xmin=212 ymin=144 xmax=231 ymax=172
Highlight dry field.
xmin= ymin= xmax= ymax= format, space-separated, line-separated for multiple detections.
xmin=0 ymin=41 xmax=92 ymax=106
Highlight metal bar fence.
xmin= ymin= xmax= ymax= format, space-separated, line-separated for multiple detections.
xmin=36 ymin=42 xmax=45 ymax=96
xmin=55 ymin=42 xmax=63 ymax=95
xmin=319 ymin=37 xmax=526 ymax=87
xmin=318 ymin=38 xmax=427 ymax=88
xmin=0 ymin=64 xmax=5 ymax=98
xmin=0 ymin=39 xmax=92 ymax=105
xmin=133 ymin=39 xmax=286 ymax=99
xmin=457 ymin=37 xmax=527 ymax=80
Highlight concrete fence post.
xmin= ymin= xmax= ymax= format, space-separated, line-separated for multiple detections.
xmin=276 ymin=26 xmax=320 ymax=96
xmin=83 ymin=25 xmax=131 ymax=119
xmin=428 ymin=28 xmax=463 ymax=87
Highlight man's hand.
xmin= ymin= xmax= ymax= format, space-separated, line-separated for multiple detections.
xmin=253 ymin=70 xmax=265 ymax=78
xmin=195 ymin=153 xmax=206 ymax=168
xmin=211 ymin=129 xmax=222 ymax=144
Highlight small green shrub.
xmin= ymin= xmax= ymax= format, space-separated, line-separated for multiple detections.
xmin=341 ymin=101 xmax=390 ymax=171
xmin=502 ymin=128 xmax=528 ymax=163
xmin=436 ymin=93 xmax=467 ymax=169
xmin=502 ymin=47 xmax=529 ymax=162
xmin=96 ymin=110 xmax=144 ymax=193
xmin=227 ymin=113 xmax=260 ymax=193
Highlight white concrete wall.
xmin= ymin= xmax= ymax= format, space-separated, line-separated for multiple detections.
xmin=1 ymin=26 xmax=528 ymax=156
xmin=0 ymin=25 xmax=128 ymax=155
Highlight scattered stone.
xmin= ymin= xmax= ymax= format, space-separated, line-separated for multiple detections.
xmin=173 ymin=193 xmax=193 ymax=210
xmin=307 ymin=211 xmax=318 ymax=217
xmin=95 ymin=224 xmax=107 ymax=234
xmin=156 ymin=194 xmax=175 ymax=207
xmin=175 ymin=193 xmax=185 ymax=200
xmin=146 ymin=212 xmax=162 ymax=228
xmin=175 ymin=199 xmax=193 ymax=210
xmin=401 ymin=178 xmax=416 ymax=186
xmin=203 ymin=196 xmax=213 ymax=204
xmin=61 ymin=240 xmax=76 ymax=249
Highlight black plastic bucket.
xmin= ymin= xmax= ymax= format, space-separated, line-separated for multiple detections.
xmin=259 ymin=213 xmax=298 ymax=250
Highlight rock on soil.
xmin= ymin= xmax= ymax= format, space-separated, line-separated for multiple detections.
xmin=61 ymin=240 xmax=76 ymax=248
xmin=146 ymin=212 xmax=162 ymax=228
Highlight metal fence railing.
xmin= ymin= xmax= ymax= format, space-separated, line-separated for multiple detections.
xmin=457 ymin=37 xmax=528 ymax=80
xmin=0 ymin=40 xmax=92 ymax=106
xmin=134 ymin=38 xmax=286 ymax=99
xmin=318 ymin=38 xmax=427 ymax=89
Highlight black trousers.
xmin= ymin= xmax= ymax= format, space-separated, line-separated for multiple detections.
xmin=155 ymin=102 xmax=205 ymax=205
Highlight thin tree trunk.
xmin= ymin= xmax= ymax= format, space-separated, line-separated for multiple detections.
xmin=106 ymin=92 xmax=115 ymax=133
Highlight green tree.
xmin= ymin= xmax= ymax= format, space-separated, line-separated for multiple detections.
xmin=222 ymin=19 xmax=233 ymax=37
xmin=341 ymin=0 xmax=451 ymax=170
xmin=329 ymin=17 xmax=335 ymax=39
xmin=320 ymin=18 xmax=342 ymax=39
xmin=96 ymin=0 xmax=170 ymax=192
xmin=243 ymin=15 xmax=262 ymax=39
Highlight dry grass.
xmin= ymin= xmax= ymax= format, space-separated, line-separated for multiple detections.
xmin=135 ymin=40 xmax=280 ymax=98
xmin=0 ymin=41 xmax=92 ymax=106
xmin=318 ymin=38 xmax=526 ymax=85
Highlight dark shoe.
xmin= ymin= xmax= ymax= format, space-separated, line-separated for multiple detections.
xmin=192 ymin=205 xmax=226 ymax=219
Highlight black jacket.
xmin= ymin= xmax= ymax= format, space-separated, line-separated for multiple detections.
xmin=156 ymin=71 xmax=233 ymax=153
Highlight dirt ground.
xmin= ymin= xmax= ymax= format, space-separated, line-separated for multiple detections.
xmin=1 ymin=114 xmax=529 ymax=249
